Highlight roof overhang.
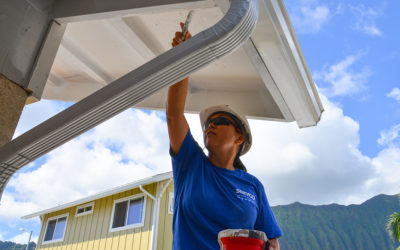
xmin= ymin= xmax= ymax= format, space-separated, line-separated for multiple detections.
xmin=0 ymin=0 xmax=323 ymax=202
xmin=42 ymin=0 xmax=323 ymax=126
xmin=22 ymin=171 xmax=173 ymax=219
xmin=0 ymin=0 xmax=259 ymax=201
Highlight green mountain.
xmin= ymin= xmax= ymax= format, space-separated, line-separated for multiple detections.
xmin=272 ymin=194 xmax=400 ymax=250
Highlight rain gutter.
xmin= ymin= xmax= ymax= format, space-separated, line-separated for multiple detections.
xmin=0 ymin=0 xmax=259 ymax=200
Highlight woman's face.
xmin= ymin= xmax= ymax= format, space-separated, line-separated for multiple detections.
xmin=203 ymin=113 xmax=244 ymax=154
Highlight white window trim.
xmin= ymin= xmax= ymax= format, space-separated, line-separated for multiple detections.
xmin=109 ymin=193 xmax=147 ymax=233
xmin=75 ymin=201 xmax=95 ymax=217
xmin=168 ymin=192 xmax=174 ymax=215
xmin=42 ymin=213 xmax=69 ymax=245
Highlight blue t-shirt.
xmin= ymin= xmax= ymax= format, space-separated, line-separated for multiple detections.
xmin=170 ymin=130 xmax=282 ymax=249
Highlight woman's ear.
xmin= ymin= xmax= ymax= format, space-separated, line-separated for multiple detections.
xmin=235 ymin=134 xmax=245 ymax=145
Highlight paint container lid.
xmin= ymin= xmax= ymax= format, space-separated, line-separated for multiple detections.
xmin=218 ymin=229 xmax=268 ymax=250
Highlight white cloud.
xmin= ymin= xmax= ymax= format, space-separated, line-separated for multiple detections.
xmin=13 ymin=100 xmax=70 ymax=138
xmin=0 ymin=193 xmax=39 ymax=219
xmin=240 ymin=96 xmax=377 ymax=205
xmin=370 ymin=146 xmax=400 ymax=198
xmin=387 ymin=87 xmax=400 ymax=104
xmin=314 ymin=54 xmax=371 ymax=97
xmin=2 ymin=109 xmax=168 ymax=220
xmin=350 ymin=4 xmax=383 ymax=36
xmin=9 ymin=231 xmax=38 ymax=244
xmin=287 ymin=0 xmax=331 ymax=34
xmin=378 ymin=124 xmax=400 ymax=146
xmin=1 ymin=93 xmax=400 ymax=228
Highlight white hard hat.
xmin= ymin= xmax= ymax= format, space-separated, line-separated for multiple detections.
xmin=199 ymin=105 xmax=252 ymax=155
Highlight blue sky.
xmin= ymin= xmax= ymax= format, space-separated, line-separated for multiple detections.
xmin=1 ymin=0 xmax=399 ymax=245
xmin=289 ymin=0 xmax=400 ymax=156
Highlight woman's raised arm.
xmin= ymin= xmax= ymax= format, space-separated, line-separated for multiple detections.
xmin=166 ymin=24 xmax=191 ymax=154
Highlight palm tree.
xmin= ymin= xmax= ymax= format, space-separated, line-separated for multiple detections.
xmin=386 ymin=212 xmax=400 ymax=250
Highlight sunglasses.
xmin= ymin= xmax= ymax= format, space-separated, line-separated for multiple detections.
xmin=204 ymin=116 xmax=242 ymax=134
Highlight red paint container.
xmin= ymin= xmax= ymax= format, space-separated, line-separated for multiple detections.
xmin=218 ymin=229 xmax=268 ymax=250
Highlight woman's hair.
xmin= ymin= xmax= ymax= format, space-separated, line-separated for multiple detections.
xmin=233 ymin=141 xmax=247 ymax=172
xmin=227 ymin=113 xmax=247 ymax=172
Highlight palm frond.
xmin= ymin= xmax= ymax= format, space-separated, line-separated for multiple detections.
xmin=386 ymin=212 xmax=400 ymax=242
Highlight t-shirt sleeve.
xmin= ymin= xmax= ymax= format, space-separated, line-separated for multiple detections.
xmin=169 ymin=129 xmax=202 ymax=186
xmin=254 ymin=181 xmax=283 ymax=239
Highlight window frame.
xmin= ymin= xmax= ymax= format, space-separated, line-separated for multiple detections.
xmin=42 ymin=213 xmax=69 ymax=245
xmin=109 ymin=193 xmax=147 ymax=233
xmin=75 ymin=202 xmax=95 ymax=217
xmin=168 ymin=192 xmax=174 ymax=215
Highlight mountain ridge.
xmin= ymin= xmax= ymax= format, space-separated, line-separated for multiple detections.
xmin=272 ymin=193 xmax=400 ymax=250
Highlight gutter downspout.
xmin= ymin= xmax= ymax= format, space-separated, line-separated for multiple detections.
xmin=150 ymin=178 xmax=173 ymax=250
xmin=0 ymin=0 xmax=259 ymax=200
xmin=139 ymin=178 xmax=172 ymax=250
xmin=140 ymin=178 xmax=173 ymax=250
xmin=139 ymin=185 xmax=156 ymax=201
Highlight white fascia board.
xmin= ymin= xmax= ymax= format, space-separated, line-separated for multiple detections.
xmin=214 ymin=0 xmax=294 ymax=122
xmin=242 ymin=38 xmax=294 ymax=121
xmin=252 ymin=0 xmax=323 ymax=127
xmin=21 ymin=171 xmax=173 ymax=220
xmin=26 ymin=20 xmax=66 ymax=100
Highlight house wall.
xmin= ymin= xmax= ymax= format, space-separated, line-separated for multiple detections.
xmin=156 ymin=180 xmax=174 ymax=250
xmin=36 ymin=183 xmax=156 ymax=250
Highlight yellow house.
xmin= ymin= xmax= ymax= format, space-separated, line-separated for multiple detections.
xmin=22 ymin=172 xmax=175 ymax=250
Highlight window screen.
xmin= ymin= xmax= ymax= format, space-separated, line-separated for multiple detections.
xmin=44 ymin=219 xmax=56 ymax=241
xmin=111 ymin=196 xmax=144 ymax=230
xmin=53 ymin=217 xmax=67 ymax=240
xmin=44 ymin=216 xmax=67 ymax=242
xmin=127 ymin=197 xmax=144 ymax=225
xmin=76 ymin=203 xmax=94 ymax=216
xmin=112 ymin=201 xmax=128 ymax=228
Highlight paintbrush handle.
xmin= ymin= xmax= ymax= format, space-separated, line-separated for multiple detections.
xmin=181 ymin=10 xmax=194 ymax=40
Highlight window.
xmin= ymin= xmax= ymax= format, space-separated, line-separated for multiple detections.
xmin=76 ymin=202 xmax=94 ymax=217
xmin=43 ymin=213 xmax=68 ymax=244
xmin=110 ymin=194 xmax=146 ymax=232
xmin=168 ymin=192 xmax=174 ymax=215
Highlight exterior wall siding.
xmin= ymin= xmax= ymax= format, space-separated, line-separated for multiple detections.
xmin=36 ymin=183 xmax=156 ymax=250
xmin=156 ymin=180 xmax=174 ymax=250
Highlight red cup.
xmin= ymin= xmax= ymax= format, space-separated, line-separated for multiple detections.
xmin=218 ymin=229 xmax=268 ymax=250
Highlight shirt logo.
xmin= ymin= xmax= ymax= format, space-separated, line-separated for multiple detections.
xmin=235 ymin=188 xmax=256 ymax=202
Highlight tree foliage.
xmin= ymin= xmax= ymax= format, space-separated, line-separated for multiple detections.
xmin=0 ymin=240 xmax=36 ymax=250
xmin=386 ymin=211 xmax=400 ymax=249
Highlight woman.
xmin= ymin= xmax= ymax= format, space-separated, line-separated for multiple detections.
xmin=167 ymin=24 xmax=282 ymax=249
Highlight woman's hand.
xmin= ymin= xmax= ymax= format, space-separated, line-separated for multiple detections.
xmin=268 ymin=238 xmax=280 ymax=250
xmin=171 ymin=22 xmax=192 ymax=47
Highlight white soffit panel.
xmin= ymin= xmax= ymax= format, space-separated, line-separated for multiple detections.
xmin=0 ymin=0 xmax=259 ymax=201
xmin=42 ymin=4 xmax=288 ymax=121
